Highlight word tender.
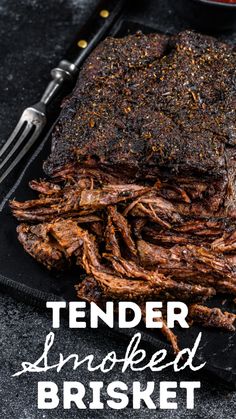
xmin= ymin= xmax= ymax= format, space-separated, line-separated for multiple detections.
xmin=46 ymin=301 xmax=189 ymax=329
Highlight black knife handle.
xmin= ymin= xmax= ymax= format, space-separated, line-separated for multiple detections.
xmin=67 ymin=0 xmax=127 ymax=68
xmin=39 ymin=0 xmax=126 ymax=107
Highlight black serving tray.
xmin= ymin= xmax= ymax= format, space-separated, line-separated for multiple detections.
xmin=0 ymin=18 xmax=236 ymax=388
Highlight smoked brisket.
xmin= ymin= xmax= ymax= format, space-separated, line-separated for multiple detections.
xmin=10 ymin=31 xmax=236 ymax=349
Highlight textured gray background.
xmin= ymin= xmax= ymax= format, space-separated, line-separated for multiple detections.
xmin=0 ymin=0 xmax=236 ymax=418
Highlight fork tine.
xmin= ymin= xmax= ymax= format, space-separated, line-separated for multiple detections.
xmin=0 ymin=123 xmax=45 ymax=184
xmin=0 ymin=122 xmax=35 ymax=171
xmin=0 ymin=118 xmax=27 ymax=159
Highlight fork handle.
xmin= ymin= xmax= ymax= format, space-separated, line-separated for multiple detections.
xmin=40 ymin=60 xmax=78 ymax=105
xmin=40 ymin=0 xmax=126 ymax=107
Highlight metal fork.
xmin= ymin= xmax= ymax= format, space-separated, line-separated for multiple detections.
xmin=0 ymin=60 xmax=78 ymax=184
xmin=0 ymin=0 xmax=127 ymax=184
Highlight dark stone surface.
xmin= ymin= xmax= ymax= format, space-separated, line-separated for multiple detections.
xmin=0 ymin=0 xmax=236 ymax=418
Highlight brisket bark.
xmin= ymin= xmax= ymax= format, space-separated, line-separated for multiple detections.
xmin=44 ymin=31 xmax=236 ymax=188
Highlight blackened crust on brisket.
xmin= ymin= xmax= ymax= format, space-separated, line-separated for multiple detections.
xmin=44 ymin=30 xmax=236 ymax=181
